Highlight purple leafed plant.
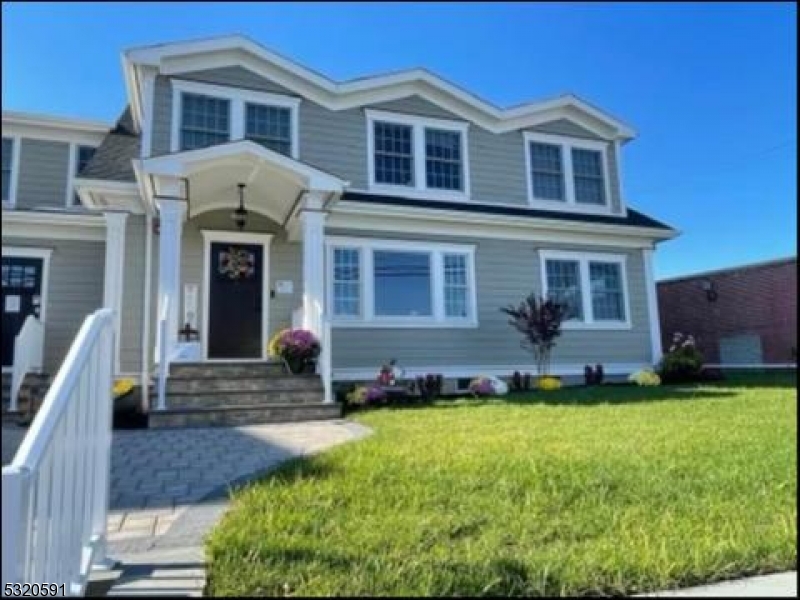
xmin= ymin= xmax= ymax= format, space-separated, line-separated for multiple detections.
xmin=277 ymin=329 xmax=321 ymax=362
xmin=365 ymin=386 xmax=386 ymax=404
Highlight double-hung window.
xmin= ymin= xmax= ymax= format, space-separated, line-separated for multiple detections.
xmin=525 ymin=131 xmax=611 ymax=212
xmin=328 ymin=238 xmax=476 ymax=327
xmin=180 ymin=92 xmax=230 ymax=151
xmin=245 ymin=103 xmax=292 ymax=156
xmin=540 ymin=250 xmax=630 ymax=328
xmin=367 ymin=109 xmax=469 ymax=199
xmin=2 ymin=137 xmax=15 ymax=205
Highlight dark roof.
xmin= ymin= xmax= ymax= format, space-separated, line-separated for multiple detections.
xmin=79 ymin=107 xmax=140 ymax=182
xmin=340 ymin=191 xmax=675 ymax=231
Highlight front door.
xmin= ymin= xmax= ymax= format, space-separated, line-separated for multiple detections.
xmin=2 ymin=256 xmax=45 ymax=368
xmin=207 ymin=242 xmax=264 ymax=359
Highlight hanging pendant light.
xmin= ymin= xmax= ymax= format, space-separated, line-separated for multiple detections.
xmin=232 ymin=183 xmax=248 ymax=231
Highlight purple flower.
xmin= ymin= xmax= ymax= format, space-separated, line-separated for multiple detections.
xmin=365 ymin=386 xmax=386 ymax=404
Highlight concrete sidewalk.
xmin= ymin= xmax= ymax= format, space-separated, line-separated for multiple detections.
xmin=642 ymin=571 xmax=797 ymax=597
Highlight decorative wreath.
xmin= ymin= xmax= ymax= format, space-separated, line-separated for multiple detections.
xmin=218 ymin=246 xmax=255 ymax=280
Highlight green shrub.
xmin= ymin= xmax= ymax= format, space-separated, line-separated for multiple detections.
xmin=658 ymin=332 xmax=704 ymax=383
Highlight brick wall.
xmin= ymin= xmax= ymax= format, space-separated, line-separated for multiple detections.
xmin=657 ymin=258 xmax=797 ymax=364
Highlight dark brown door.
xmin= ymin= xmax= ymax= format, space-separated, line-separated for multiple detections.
xmin=2 ymin=256 xmax=44 ymax=367
xmin=207 ymin=242 xmax=263 ymax=359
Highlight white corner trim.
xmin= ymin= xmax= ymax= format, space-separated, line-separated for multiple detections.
xmin=1 ymin=246 xmax=52 ymax=325
xmin=365 ymin=108 xmax=471 ymax=201
xmin=642 ymin=247 xmax=662 ymax=365
xmin=65 ymin=142 xmax=78 ymax=207
xmin=613 ymin=139 xmax=628 ymax=217
xmin=2 ymin=134 xmax=21 ymax=208
xmin=325 ymin=235 xmax=478 ymax=328
xmin=524 ymin=130 xmax=614 ymax=216
xmin=539 ymin=248 xmax=632 ymax=330
xmin=2 ymin=210 xmax=107 ymax=241
xmin=200 ymin=230 xmax=273 ymax=361
xmin=169 ymin=78 xmax=301 ymax=158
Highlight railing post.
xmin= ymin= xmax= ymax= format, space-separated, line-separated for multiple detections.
xmin=2 ymin=467 xmax=29 ymax=587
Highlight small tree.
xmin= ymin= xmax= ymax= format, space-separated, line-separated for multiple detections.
xmin=501 ymin=294 xmax=567 ymax=377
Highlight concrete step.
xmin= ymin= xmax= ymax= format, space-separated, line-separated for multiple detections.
xmin=165 ymin=375 xmax=322 ymax=394
xmin=148 ymin=403 xmax=342 ymax=428
xmin=166 ymin=389 xmax=324 ymax=409
xmin=168 ymin=361 xmax=288 ymax=379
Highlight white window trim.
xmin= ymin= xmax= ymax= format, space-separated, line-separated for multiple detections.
xmin=539 ymin=249 xmax=631 ymax=330
xmin=1 ymin=246 xmax=52 ymax=325
xmin=365 ymin=108 xmax=471 ymax=202
xmin=326 ymin=236 xmax=478 ymax=328
xmin=524 ymin=131 xmax=613 ymax=215
xmin=170 ymin=79 xmax=301 ymax=158
xmin=65 ymin=142 xmax=98 ymax=207
xmin=2 ymin=135 xmax=21 ymax=208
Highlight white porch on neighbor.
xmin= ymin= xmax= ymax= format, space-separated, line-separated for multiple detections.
xmin=140 ymin=140 xmax=348 ymax=407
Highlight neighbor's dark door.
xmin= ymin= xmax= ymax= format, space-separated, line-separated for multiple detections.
xmin=2 ymin=256 xmax=44 ymax=368
xmin=207 ymin=242 xmax=263 ymax=359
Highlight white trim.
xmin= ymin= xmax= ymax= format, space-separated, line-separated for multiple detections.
xmin=201 ymin=230 xmax=273 ymax=360
xmin=65 ymin=142 xmax=78 ymax=207
xmin=642 ymin=248 xmax=663 ymax=365
xmin=329 ymin=200 xmax=677 ymax=247
xmin=325 ymin=235 xmax=477 ymax=328
xmin=2 ymin=134 xmax=21 ymax=208
xmin=539 ymin=249 xmax=632 ymax=330
xmin=613 ymin=139 xmax=628 ymax=216
xmin=1 ymin=121 xmax=107 ymax=148
xmin=124 ymin=35 xmax=635 ymax=139
xmin=74 ymin=177 xmax=147 ymax=214
xmin=2 ymin=210 xmax=107 ymax=241
xmin=1 ymin=245 xmax=52 ymax=327
xmin=103 ymin=212 xmax=128 ymax=375
xmin=170 ymin=79 xmax=301 ymax=157
xmin=524 ymin=131 xmax=614 ymax=216
xmin=333 ymin=362 xmax=649 ymax=381
xmin=141 ymin=68 xmax=157 ymax=158
xmin=365 ymin=108 xmax=471 ymax=201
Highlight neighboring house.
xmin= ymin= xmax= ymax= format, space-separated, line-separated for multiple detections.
xmin=657 ymin=257 xmax=797 ymax=366
xmin=2 ymin=34 xmax=677 ymax=417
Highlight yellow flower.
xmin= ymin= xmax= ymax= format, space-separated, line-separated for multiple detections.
xmin=113 ymin=378 xmax=135 ymax=398
xmin=628 ymin=369 xmax=661 ymax=386
xmin=267 ymin=329 xmax=290 ymax=357
xmin=536 ymin=376 xmax=562 ymax=391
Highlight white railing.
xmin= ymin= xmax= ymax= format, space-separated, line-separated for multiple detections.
xmin=291 ymin=306 xmax=303 ymax=330
xmin=10 ymin=315 xmax=45 ymax=413
xmin=2 ymin=308 xmax=115 ymax=596
xmin=319 ymin=316 xmax=333 ymax=404
xmin=156 ymin=297 xmax=170 ymax=411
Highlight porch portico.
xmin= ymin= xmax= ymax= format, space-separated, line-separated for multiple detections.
xmin=140 ymin=141 xmax=347 ymax=403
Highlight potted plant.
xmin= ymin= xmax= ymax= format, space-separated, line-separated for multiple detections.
xmin=267 ymin=328 xmax=321 ymax=374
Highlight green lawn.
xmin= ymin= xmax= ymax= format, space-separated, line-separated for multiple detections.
xmin=206 ymin=373 xmax=797 ymax=596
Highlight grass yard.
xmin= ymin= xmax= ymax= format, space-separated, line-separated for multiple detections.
xmin=206 ymin=372 xmax=797 ymax=596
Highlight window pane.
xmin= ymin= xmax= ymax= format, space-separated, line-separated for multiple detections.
xmin=180 ymin=93 xmax=230 ymax=151
xmin=2 ymin=137 xmax=12 ymax=201
xmin=374 ymin=250 xmax=432 ymax=316
xmin=444 ymin=253 xmax=469 ymax=318
xmin=77 ymin=145 xmax=96 ymax=174
xmin=530 ymin=142 xmax=564 ymax=201
xmin=545 ymin=259 xmax=583 ymax=320
xmin=572 ymin=148 xmax=605 ymax=205
xmin=332 ymin=248 xmax=361 ymax=317
xmin=374 ymin=122 xmax=413 ymax=186
xmin=245 ymin=103 xmax=292 ymax=156
xmin=590 ymin=262 xmax=624 ymax=321
xmin=425 ymin=129 xmax=462 ymax=190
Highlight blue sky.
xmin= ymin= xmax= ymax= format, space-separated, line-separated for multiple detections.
xmin=2 ymin=2 xmax=796 ymax=280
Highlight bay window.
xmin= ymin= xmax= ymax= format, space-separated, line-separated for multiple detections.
xmin=540 ymin=250 xmax=630 ymax=328
xmin=328 ymin=238 xmax=476 ymax=327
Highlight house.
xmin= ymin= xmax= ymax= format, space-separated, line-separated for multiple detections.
xmin=657 ymin=257 xmax=797 ymax=366
xmin=2 ymin=34 xmax=677 ymax=424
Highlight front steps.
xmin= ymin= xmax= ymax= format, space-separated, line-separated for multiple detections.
xmin=149 ymin=360 xmax=341 ymax=428
xmin=2 ymin=371 xmax=53 ymax=425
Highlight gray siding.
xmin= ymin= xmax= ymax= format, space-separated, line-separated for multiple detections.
xmin=4 ymin=237 xmax=105 ymax=373
xmin=119 ymin=215 xmax=147 ymax=373
xmin=149 ymin=67 xmax=624 ymax=213
xmin=326 ymin=229 xmax=652 ymax=372
xmin=16 ymin=139 xmax=70 ymax=209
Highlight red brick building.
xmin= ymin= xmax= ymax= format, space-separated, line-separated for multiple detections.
xmin=657 ymin=257 xmax=797 ymax=365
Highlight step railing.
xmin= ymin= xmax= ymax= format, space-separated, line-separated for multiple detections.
xmin=156 ymin=297 xmax=170 ymax=411
xmin=2 ymin=308 xmax=115 ymax=596
xmin=319 ymin=315 xmax=333 ymax=404
xmin=10 ymin=315 xmax=45 ymax=412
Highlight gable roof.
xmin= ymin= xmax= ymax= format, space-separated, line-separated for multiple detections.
xmin=123 ymin=34 xmax=636 ymax=141
xmin=79 ymin=107 xmax=140 ymax=182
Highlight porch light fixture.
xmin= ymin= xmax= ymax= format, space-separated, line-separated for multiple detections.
xmin=232 ymin=183 xmax=249 ymax=231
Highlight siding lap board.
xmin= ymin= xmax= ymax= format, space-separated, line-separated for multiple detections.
xmin=16 ymin=138 xmax=70 ymax=209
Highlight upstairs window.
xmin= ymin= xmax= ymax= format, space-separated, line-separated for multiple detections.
xmin=180 ymin=92 xmax=231 ymax=151
xmin=2 ymin=137 xmax=13 ymax=204
xmin=245 ymin=103 xmax=292 ymax=156
xmin=72 ymin=144 xmax=97 ymax=206
xmin=367 ymin=109 xmax=470 ymax=199
xmin=525 ymin=131 xmax=611 ymax=212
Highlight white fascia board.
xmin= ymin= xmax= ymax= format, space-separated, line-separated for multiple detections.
xmin=2 ymin=111 xmax=111 ymax=133
xmin=329 ymin=201 xmax=677 ymax=246
xmin=2 ymin=209 xmax=107 ymax=241
xmin=74 ymin=178 xmax=145 ymax=214
xmin=2 ymin=120 xmax=108 ymax=147
xmin=123 ymin=35 xmax=636 ymax=141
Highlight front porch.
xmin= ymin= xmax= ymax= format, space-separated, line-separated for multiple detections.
xmin=140 ymin=140 xmax=347 ymax=419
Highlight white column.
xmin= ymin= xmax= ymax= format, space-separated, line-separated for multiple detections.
xmin=642 ymin=247 xmax=663 ymax=365
xmin=103 ymin=211 xmax=128 ymax=375
xmin=300 ymin=191 xmax=327 ymax=336
xmin=155 ymin=197 xmax=186 ymax=365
